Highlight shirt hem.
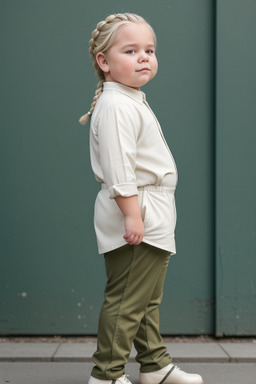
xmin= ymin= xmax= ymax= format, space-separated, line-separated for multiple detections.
xmin=142 ymin=239 xmax=176 ymax=256
xmin=98 ymin=240 xmax=128 ymax=255
xmin=98 ymin=239 xmax=176 ymax=255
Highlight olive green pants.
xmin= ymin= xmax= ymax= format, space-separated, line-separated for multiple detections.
xmin=91 ymin=242 xmax=172 ymax=380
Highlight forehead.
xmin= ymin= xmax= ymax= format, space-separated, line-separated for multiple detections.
xmin=114 ymin=23 xmax=155 ymax=45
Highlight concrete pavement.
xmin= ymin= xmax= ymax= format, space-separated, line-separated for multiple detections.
xmin=0 ymin=339 xmax=255 ymax=383
xmin=0 ymin=340 xmax=256 ymax=363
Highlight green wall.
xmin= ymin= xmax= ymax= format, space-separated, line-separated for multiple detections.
xmin=0 ymin=0 xmax=255 ymax=336
xmin=216 ymin=0 xmax=256 ymax=336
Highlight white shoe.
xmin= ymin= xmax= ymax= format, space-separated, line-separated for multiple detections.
xmin=89 ymin=374 xmax=133 ymax=384
xmin=140 ymin=364 xmax=203 ymax=384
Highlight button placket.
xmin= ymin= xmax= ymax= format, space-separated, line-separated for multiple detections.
xmin=142 ymin=97 xmax=178 ymax=182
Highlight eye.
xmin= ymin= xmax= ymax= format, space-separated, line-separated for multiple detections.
xmin=126 ymin=49 xmax=136 ymax=54
xmin=146 ymin=49 xmax=154 ymax=54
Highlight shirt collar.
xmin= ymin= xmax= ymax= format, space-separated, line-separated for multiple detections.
xmin=103 ymin=82 xmax=146 ymax=104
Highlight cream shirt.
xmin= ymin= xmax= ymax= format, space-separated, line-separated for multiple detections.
xmin=90 ymin=82 xmax=178 ymax=254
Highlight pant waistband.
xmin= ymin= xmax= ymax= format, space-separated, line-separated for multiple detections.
xmin=101 ymin=184 xmax=175 ymax=193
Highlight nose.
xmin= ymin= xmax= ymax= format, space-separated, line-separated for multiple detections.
xmin=138 ymin=51 xmax=149 ymax=62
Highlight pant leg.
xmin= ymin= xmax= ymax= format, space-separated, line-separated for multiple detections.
xmin=91 ymin=242 xmax=171 ymax=380
xmin=134 ymin=253 xmax=172 ymax=372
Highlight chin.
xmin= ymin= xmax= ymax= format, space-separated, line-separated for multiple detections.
xmin=137 ymin=80 xmax=151 ymax=88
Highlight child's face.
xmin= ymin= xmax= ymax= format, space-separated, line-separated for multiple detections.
xmin=97 ymin=23 xmax=158 ymax=90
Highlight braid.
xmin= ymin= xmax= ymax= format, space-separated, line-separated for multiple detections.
xmin=79 ymin=80 xmax=104 ymax=125
xmin=79 ymin=13 xmax=154 ymax=126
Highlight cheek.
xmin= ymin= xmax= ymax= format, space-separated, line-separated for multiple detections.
xmin=117 ymin=58 xmax=135 ymax=74
xmin=152 ymin=58 xmax=158 ymax=74
xmin=123 ymin=66 xmax=134 ymax=76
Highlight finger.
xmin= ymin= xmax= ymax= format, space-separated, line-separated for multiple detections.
xmin=134 ymin=235 xmax=143 ymax=245
xmin=132 ymin=235 xmax=143 ymax=245
xmin=123 ymin=231 xmax=131 ymax=240
xmin=132 ymin=236 xmax=139 ymax=245
xmin=129 ymin=235 xmax=138 ymax=244
xmin=123 ymin=233 xmax=135 ymax=243
xmin=125 ymin=234 xmax=139 ymax=244
xmin=124 ymin=232 xmax=143 ymax=244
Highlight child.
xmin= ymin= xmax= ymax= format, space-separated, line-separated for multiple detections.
xmin=79 ymin=13 xmax=203 ymax=384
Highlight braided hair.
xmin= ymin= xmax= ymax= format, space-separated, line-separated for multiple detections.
xmin=79 ymin=13 xmax=156 ymax=125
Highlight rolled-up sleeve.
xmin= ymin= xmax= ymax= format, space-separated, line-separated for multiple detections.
xmin=96 ymin=99 xmax=139 ymax=199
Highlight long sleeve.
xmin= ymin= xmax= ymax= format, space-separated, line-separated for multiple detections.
xmin=92 ymin=97 xmax=140 ymax=198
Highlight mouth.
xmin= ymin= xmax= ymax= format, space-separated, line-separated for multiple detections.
xmin=136 ymin=68 xmax=150 ymax=72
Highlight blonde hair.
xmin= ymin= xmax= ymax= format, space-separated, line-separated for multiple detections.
xmin=79 ymin=13 xmax=156 ymax=125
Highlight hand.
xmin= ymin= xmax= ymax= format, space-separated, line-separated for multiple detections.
xmin=123 ymin=214 xmax=144 ymax=245
xmin=114 ymin=195 xmax=144 ymax=246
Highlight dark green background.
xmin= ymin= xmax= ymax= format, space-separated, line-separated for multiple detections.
xmin=0 ymin=0 xmax=255 ymax=336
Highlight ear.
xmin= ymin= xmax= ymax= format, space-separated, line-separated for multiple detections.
xmin=96 ymin=52 xmax=110 ymax=73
